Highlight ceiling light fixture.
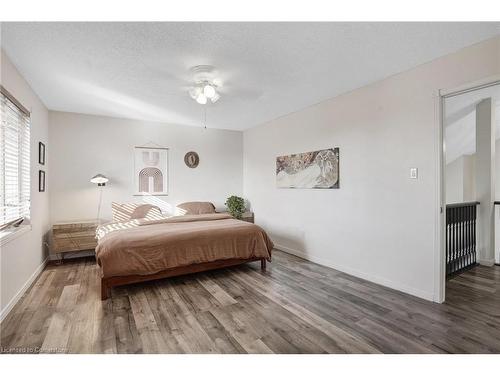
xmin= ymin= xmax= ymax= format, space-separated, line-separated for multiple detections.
xmin=190 ymin=82 xmax=219 ymax=104
xmin=188 ymin=65 xmax=221 ymax=105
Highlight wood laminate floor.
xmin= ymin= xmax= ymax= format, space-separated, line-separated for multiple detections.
xmin=1 ymin=250 xmax=499 ymax=354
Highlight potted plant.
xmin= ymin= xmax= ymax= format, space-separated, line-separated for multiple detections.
xmin=225 ymin=195 xmax=245 ymax=219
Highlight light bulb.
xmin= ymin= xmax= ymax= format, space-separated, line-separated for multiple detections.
xmin=196 ymin=94 xmax=207 ymax=105
xmin=203 ymin=84 xmax=216 ymax=99
xmin=210 ymin=92 xmax=220 ymax=103
xmin=189 ymin=87 xmax=201 ymax=99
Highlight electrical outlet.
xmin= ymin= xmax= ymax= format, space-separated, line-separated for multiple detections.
xmin=410 ymin=168 xmax=418 ymax=179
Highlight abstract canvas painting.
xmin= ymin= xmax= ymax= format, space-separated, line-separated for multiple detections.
xmin=276 ymin=148 xmax=339 ymax=189
xmin=134 ymin=146 xmax=168 ymax=195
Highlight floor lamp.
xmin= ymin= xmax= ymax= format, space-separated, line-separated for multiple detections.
xmin=90 ymin=174 xmax=109 ymax=224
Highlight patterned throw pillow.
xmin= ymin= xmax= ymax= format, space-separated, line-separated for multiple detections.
xmin=111 ymin=202 xmax=163 ymax=222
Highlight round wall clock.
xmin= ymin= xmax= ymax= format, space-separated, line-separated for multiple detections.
xmin=184 ymin=151 xmax=200 ymax=168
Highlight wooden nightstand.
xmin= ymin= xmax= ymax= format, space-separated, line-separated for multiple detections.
xmin=241 ymin=211 xmax=254 ymax=223
xmin=52 ymin=221 xmax=98 ymax=261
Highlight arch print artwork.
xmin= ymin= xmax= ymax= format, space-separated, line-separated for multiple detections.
xmin=134 ymin=146 xmax=168 ymax=195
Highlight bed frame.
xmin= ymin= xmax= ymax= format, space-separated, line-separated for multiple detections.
xmin=101 ymin=257 xmax=267 ymax=300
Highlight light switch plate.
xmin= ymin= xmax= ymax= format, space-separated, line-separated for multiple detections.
xmin=410 ymin=168 xmax=418 ymax=179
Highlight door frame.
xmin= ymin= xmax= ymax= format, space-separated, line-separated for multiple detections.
xmin=434 ymin=75 xmax=500 ymax=303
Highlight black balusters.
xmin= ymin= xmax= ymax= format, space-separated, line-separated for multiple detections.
xmin=445 ymin=202 xmax=479 ymax=276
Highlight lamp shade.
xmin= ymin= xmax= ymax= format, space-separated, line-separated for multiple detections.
xmin=90 ymin=174 xmax=108 ymax=186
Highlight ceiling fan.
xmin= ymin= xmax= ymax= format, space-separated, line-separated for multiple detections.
xmin=188 ymin=65 xmax=221 ymax=105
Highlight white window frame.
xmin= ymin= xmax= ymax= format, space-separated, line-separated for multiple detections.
xmin=0 ymin=85 xmax=31 ymax=244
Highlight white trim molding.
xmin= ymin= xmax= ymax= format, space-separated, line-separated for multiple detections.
xmin=439 ymin=74 xmax=500 ymax=98
xmin=274 ymin=244 xmax=434 ymax=302
xmin=0 ymin=224 xmax=31 ymax=247
xmin=478 ymin=258 xmax=496 ymax=267
xmin=0 ymin=257 xmax=48 ymax=323
xmin=433 ymin=90 xmax=446 ymax=304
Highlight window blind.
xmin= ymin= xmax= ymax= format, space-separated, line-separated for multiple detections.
xmin=0 ymin=89 xmax=31 ymax=227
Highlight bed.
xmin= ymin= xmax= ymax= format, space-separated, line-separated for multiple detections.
xmin=95 ymin=212 xmax=274 ymax=299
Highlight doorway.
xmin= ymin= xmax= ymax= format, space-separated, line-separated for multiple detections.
xmin=438 ymin=78 xmax=500 ymax=302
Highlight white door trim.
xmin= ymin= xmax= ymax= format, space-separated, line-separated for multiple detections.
xmin=434 ymin=74 xmax=500 ymax=303
xmin=433 ymin=91 xmax=446 ymax=303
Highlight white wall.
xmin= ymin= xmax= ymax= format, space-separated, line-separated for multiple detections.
xmin=446 ymin=156 xmax=465 ymax=203
xmin=463 ymin=155 xmax=476 ymax=202
xmin=445 ymin=154 xmax=476 ymax=204
xmin=475 ymin=98 xmax=496 ymax=263
xmin=445 ymin=137 xmax=500 ymax=205
xmin=49 ymin=111 xmax=243 ymax=224
xmin=0 ymin=50 xmax=50 ymax=316
xmin=243 ymin=36 xmax=500 ymax=301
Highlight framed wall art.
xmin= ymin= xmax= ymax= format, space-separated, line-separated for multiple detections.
xmin=184 ymin=151 xmax=200 ymax=168
xmin=38 ymin=142 xmax=45 ymax=165
xmin=276 ymin=148 xmax=339 ymax=189
xmin=39 ymin=170 xmax=46 ymax=192
xmin=133 ymin=146 xmax=168 ymax=196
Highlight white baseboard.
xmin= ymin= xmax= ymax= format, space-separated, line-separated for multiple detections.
xmin=0 ymin=257 xmax=48 ymax=323
xmin=478 ymin=258 xmax=495 ymax=266
xmin=274 ymin=244 xmax=434 ymax=302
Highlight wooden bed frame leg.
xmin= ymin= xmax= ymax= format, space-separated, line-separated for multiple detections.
xmin=260 ymin=258 xmax=266 ymax=271
xmin=101 ymin=279 xmax=110 ymax=300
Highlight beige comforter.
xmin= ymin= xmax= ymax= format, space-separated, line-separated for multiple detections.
xmin=95 ymin=213 xmax=273 ymax=278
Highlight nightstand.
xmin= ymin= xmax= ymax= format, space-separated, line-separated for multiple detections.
xmin=52 ymin=221 xmax=98 ymax=261
xmin=241 ymin=211 xmax=254 ymax=223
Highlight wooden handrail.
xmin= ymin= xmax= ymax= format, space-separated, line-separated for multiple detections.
xmin=446 ymin=201 xmax=480 ymax=208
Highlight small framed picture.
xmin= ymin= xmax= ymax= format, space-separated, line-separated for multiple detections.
xmin=38 ymin=142 xmax=45 ymax=165
xmin=39 ymin=170 xmax=45 ymax=192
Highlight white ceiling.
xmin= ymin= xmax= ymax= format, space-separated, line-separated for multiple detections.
xmin=445 ymin=84 xmax=500 ymax=164
xmin=1 ymin=22 xmax=499 ymax=131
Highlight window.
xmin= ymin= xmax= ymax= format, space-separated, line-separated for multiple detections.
xmin=0 ymin=86 xmax=30 ymax=229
